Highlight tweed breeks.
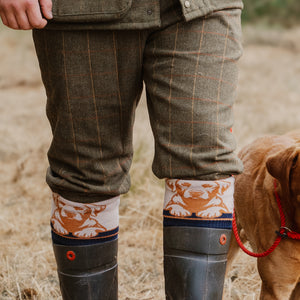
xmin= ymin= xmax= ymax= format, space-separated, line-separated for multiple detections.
xmin=33 ymin=5 xmax=243 ymax=202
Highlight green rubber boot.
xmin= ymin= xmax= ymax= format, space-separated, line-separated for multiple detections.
xmin=164 ymin=227 xmax=231 ymax=300
xmin=53 ymin=239 xmax=118 ymax=300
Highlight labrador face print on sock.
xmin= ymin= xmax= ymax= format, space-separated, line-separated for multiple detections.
xmin=165 ymin=179 xmax=233 ymax=218
xmin=163 ymin=177 xmax=235 ymax=229
xmin=51 ymin=193 xmax=107 ymax=237
xmin=51 ymin=193 xmax=119 ymax=243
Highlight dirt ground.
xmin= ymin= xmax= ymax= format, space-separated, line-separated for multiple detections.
xmin=0 ymin=24 xmax=300 ymax=299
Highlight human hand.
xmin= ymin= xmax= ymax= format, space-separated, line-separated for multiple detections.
xmin=0 ymin=0 xmax=52 ymax=30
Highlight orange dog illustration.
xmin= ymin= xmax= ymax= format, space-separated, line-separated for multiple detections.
xmin=164 ymin=179 xmax=233 ymax=218
xmin=51 ymin=193 xmax=107 ymax=238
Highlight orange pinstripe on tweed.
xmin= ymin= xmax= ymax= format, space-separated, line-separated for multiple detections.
xmin=33 ymin=2 xmax=243 ymax=203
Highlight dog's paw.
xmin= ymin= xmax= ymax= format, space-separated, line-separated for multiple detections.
xmin=52 ymin=220 xmax=69 ymax=235
xmin=197 ymin=207 xmax=223 ymax=218
xmin=167 ymin=205 xmax=192 ymax=217
xmin=74 ymin=227 xmax=104 ymax=238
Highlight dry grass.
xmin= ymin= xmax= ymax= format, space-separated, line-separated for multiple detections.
xmin=1 ymin=24 xmax=300 ymax=299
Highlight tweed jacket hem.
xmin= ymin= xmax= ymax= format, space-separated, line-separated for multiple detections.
xmin=45 ymin=0 xmax=243 ymax=30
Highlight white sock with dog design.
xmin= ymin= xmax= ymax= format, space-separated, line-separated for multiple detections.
xmin=163 ymin=177 xmax=235 ymax=229
xmin=50 ymin=193 xmax=119 ymax=246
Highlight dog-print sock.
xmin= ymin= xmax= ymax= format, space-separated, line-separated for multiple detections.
xmin=163 ymin=177 xmax=235 ymax=229
xmin=50 ymin=193 xmax=119 ymax=246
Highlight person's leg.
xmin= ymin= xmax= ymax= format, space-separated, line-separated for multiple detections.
xmin=143 ymin=7 xmax=243 ymax=299
xmin=51 ymin=194 xmax=120 ymax=300
xmin=33 ymin=28 xmax=147 ymax=299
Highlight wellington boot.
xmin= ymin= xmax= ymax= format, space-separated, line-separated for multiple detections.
xmin=164 ymin=227 xmax=231 ymax=300
xmin=53 ymin=239 xmax=118 ymax=300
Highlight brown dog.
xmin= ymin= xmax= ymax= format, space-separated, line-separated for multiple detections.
xmin=228 ymin=131 xmax=300 ymax=300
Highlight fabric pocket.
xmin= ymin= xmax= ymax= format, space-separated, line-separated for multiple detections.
xmin=52 ymin=0 xmax=133 ymax=22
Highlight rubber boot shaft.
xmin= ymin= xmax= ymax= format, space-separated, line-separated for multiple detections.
xmin=53 ymin=239 xmax=118 ymax=300
xmin=164 ymin=227 xmax=231 ymax=300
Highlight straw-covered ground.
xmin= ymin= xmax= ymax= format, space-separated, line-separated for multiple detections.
xmin=1 ymin=24 xmax=300 ymax=299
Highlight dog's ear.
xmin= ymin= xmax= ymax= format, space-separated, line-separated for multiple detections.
xmin=266 ymin=146 xmax=298 ymax=189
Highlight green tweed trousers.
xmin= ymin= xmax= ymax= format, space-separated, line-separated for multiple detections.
xmin=33 ymin=1 xmax=243 ymax=203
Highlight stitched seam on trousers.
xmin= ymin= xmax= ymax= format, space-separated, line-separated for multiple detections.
xmin=87 ymin=31 xmax=107 ymax=183
xmin=167 ymin=23 xmax=179 ymax=178
xmin=216 ymin=14 xmax=230 ymax=173
xmin=62 ymin=31 xmax=80 ymax=170
xmin=190 ymin=18 xmax=205 ymax=177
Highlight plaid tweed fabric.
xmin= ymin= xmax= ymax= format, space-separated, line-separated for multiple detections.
xmin=33 ymin=0 xmax=243 ymax=203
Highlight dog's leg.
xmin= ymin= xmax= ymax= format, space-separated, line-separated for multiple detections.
xmin=260 ymin=283 xmax=294 ymax=300
xmin=226 ymin=216 xmax=248 ymax=273
xmin=226 ymin=231 xmax=240 ymax=273
xmin=258 ymin=256 xmax=297 ymax=300
xmin=289 ymin=282 xmax=300 ymax=300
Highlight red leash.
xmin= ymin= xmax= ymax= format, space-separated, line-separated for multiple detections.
xmin=232 ymin=180 xmax=300 ymax=258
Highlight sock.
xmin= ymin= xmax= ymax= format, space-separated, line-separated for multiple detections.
xmin=163 ymin=177 xmax=234 ymax=229
xmin=50 ymin=193 xmax=119 ymax=246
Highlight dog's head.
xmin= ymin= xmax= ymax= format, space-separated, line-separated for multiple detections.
xmin=266 ymin=146 xmax=300 ymax=202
